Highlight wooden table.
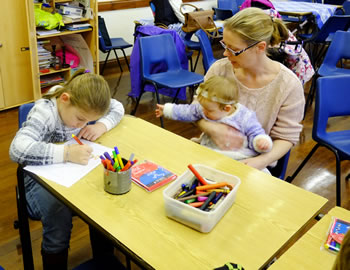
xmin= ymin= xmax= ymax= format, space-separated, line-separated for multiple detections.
xmin=31 ymin=115 xmax=328 ymax=270
xmin=269 ymin=207 xmax=350 ymax=270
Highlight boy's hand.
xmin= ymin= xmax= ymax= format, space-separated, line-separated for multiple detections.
xmin=66 ymin=144 xmax=93 ymax=165
xmin=78 ymin=122 xmax=107 ymax=141
xmin=155 ymin=104 xmax=164 ymax=118
xmin=256 ymin=138 xmax=270 ymax=152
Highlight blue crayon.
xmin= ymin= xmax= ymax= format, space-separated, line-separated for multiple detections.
xmin=212 ymin=192 xmax=224 ymax=204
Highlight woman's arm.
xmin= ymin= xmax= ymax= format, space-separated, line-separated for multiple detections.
xmin=241 ymin=139 xmax=292 ymax=170
xmin=197 ymin=119 xmax=245 ymax=150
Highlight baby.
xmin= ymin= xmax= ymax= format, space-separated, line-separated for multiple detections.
xmin=155 ymin=75 xmax=272 ymax=161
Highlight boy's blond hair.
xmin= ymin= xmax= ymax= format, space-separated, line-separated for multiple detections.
xmin=43 ymin=69 xmax=111 ymax=116
xmin=197 ymin=75 xmax=238 ymax=109
xmin=224 ymin=7 xmax=289 ymax=47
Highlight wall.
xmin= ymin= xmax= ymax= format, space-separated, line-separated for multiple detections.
xmin=98 ymin=0 xmax=217 ymax=61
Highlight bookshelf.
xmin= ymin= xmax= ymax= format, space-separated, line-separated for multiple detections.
xmin=26 ymin=0 xmax=98 ymax=100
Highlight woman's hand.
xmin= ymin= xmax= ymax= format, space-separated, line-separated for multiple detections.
xmin=197 ymin=119 xmax=244 ymax=150
xmin=242 ymin=140 xmax=293 ymax=170
xmin=241 ymin=155 xmax=268 ymax=170
xmin=78 ymin=122 xmax=107 ymax=141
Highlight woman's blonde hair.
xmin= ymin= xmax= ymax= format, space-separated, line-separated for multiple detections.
xmin=197 ymin=75 xmax=238 ymax=109
xmin=224 ymin=7 xmax=289 ymax=47
xmin=43 ymin=69 xmax=111 ymax=116
xmin=332 ymin=229 xmax=350 ymax=270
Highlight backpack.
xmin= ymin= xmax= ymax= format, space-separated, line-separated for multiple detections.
xmin=150 ymin=0 xmax=180 ymax=26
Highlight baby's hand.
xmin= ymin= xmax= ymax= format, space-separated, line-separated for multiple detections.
xmin=155 ymin=104 xmax=164 ymax=118
xmin=256 ymin=138 xmax=271 ymax=152
xmin=66 ymin=144 xmax=92 ymax=165
xmin=78 ymin=122 xmax=107 ymax=141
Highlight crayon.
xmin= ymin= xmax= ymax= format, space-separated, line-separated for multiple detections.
xmin=72 ymin=134 xmax=83 ymax=145
xmin=177 ymin=188 xmax=195 ymax=199
xmin=197 ymin=196 xmax=208 ymax=202
xmin=184 ymin=198 xmax=196 ymax=204
xmin=187 ymin=164 xmax=208 ymax=185
xmin=176 ymin=191 xmax=212 ymax=202
xmin=189 ymin=201 xmax=205 ymax=208
xmin=196 ymin=182 xmax=232 ymax=191
xmin=207 ymin=188 xmax=231 ymax=194
xmin=212 ymin=192 xmax=224 ymax=204
xmin=199 ymin=191 xmax=217 ymax=210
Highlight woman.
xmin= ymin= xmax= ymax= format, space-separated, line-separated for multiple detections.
xmin=197 ymin=7 xmax=305 ymax=171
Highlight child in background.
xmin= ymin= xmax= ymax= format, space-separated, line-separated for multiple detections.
xmin=332 ymin=229 xmax=350 ymax=270
xmin=9 ymin=69 xmax=124 ymax=270
xmin=155 ymin=75 xmax=273 ymax=164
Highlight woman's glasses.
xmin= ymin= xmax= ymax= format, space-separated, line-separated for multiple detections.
xmin=220 ymin=40 xmax=260 ymax=56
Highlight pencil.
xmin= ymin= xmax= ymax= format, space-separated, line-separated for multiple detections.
xmin=72 ymin=134 xmax=83 ymax=145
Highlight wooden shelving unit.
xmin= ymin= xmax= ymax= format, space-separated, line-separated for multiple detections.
xmin=27 ymin=0 xmax=98 ymax=99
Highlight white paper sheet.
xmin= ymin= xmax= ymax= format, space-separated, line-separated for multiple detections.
xmin=24 ymin=139 xmax=113 ymax=187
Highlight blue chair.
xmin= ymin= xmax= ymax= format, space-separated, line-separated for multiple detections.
xmin=98 ymin=16 xmax=132 ymax=75
xmin=218 ymin=0 xmax=239 ymax=11
xmin=343 ymin=0 xmax=350 ymax=14
xmin=304 ymin=30 xmax=350 ymax=117
xmin=14 ymin=103 xmax=37 ymax=270
xmin=298 ymin=15 xmax=350 ymax=69
xmin=195 ymin=29 xmax=217 ymax=74
xmin=131 ymin=34 xmax=204 ymax=128
xmin=268 ymin=151 xmax=291 ymax=180
xmin=213 ymin=7 xmax=235 ymax=20
xmin=182 ymin=32 xmax=201 ymax=72
xmin=286 ymin=75 xmax=350 ymax=206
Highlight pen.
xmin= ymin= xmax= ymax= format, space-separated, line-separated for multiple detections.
xmin=104 ymin=152 xmax=115 ymax=166
xmin=114 ymin=146 xmax=124 ymax=169
xmin=72 ymin=134 xmax=83 ymax=145
xmin=187 ymin=164 xmax=208 ymax=185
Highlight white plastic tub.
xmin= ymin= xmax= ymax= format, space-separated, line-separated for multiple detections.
xmin=163 ymin=164 xmax=241 ymax=233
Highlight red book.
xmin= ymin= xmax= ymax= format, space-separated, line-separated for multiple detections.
xmin=131 ymin=160 xmax=177 ymax=192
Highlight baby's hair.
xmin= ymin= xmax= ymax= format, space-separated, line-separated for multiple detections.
xmin=224 ymin=7 xmax=289 ymax=47
xmin=43 ymin=69 xmax=111 ymax=116
xmin=197 ymin=75 xmax=238 ymax=109
xmin=332 ymin=229 xmax=350 ymax=270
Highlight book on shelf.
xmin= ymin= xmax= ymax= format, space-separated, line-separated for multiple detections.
xmin=40 ymin=74 xmax=64 ymax=88
xmin=37 ymin=29 xmax=61 ymax=36
xmin=65 ymin=23 xmax=91 ymax=31
xmin=324 ymin=217 xmax=350 ymax=253
xmin=131 ymin=160 xmax=177 ymax=192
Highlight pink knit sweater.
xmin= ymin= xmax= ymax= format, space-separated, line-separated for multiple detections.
xmin=205 ymin=58 xmax=305 ymax=145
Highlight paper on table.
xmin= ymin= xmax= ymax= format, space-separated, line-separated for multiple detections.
xmin=24 ymin=139 xmax=113 ymax=187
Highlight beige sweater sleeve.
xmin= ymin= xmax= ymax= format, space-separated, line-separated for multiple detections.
xmin=205 ymin=58 xmax=305 ymax=145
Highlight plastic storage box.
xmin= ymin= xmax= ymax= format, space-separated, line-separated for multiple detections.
xmin=163 ymin=164 xmax=241 ymax=233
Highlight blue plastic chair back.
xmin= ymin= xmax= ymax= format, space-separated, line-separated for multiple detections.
xmin=218 ymin=0 xmax=239 ymax=12
xmin=195 ymin=29 xmax=217 ymax=73
xmin=343 ymin=0 xmax=350 ymax=15
xmin=268 ymin=150 xmax=291 ymax=180
xmin=318 ymin=30 xmax=350 ymax=76
xmin=139 ymin=34 xmax=182 ymax=78
xmin=314 ymin=75 xmax=350 ymax=141
xmin=213 ymin=7 xmax=235 ymax=20
xmin=19 ymin=103 xmax=34 ymax=128
xmin=314 ymin=15 xmax=350 ymax=43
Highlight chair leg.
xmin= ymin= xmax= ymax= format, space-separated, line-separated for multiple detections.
xmin=120 ymin=49 xmax=130 ymax=71
xmin=285 ymin=143 xmax=320 ymax=183
xmin=304 ymin=74 xmax=318 ymax=119
xmin=101 ymin=51 xmax=111 ymax=75
xmin=16 ymin=165 xmax=35 ymax=270
xmin=335 ymin=153 xmax=342 ymax=206
xmin=151 ymin=82 xmax=164 ymax=128
xmin=192 ymin=51 xmax=201 ymax=72
xmin=130 ymin=86 xmax=145 ymax=116
xmin=113 ymin=49 xmax=123 ymax=73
